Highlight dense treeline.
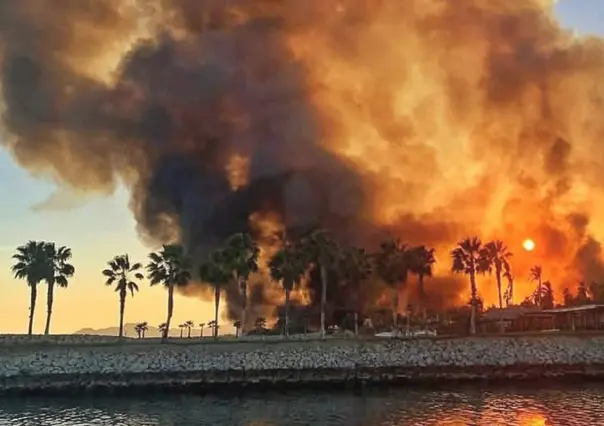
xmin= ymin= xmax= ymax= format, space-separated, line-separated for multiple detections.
xmin=10 ymin=231 xmax=600 ymax=338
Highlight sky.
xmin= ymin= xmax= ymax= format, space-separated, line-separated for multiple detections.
xmin=0 ymin=0 xmax=602 ymax=335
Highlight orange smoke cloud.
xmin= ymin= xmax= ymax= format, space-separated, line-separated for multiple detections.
xmin=1 ymin=0 xmax=604 ymax=312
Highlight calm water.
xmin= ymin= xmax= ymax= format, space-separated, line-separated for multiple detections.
xmin=1 ymin=384 xmax=604 ymax=425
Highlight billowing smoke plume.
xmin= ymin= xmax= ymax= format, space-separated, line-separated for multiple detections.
xmin=2 ymin=0 xmax=604 ymax=320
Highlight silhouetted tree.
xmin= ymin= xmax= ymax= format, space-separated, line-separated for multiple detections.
xmin=43 ymin=243 xmax=75 ymax=335
xmin=103 ymin=254 xmax=143 ymax=338
xmin=529 ymin=265 xmax=543 ymax=306
xmin=375 ymin=239 xmax=410 ymax=333
xmin=408 ymin=245 xmax=436 ymax=328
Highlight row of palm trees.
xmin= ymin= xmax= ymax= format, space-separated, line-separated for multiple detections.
xmin=12 ymin=230 xmax=529 ymax=338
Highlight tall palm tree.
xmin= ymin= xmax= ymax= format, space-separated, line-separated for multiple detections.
xmin=268 ymin=242 xmax=307 ymax=338
xmin=11 ymin=241 xmax=50 ymax=335
xmin=147 ymin=244 xmax=192 ymax=341
xmin=451 ymin=237 xmax=487 ymax=335
xmin=482 ymin=241 xmax=512 ymax=311
xmin=43 ymin=243 xmax=75 ymax=335
xmin=375 ymin=239 xmax=410 ymax=332
xmin=529 ymin=265 xmax=543 ymax=307
xmin=103 ymin=254 xmax=144 ymax=338
xmin=199 ymin=249 xmax=231 ymax=339
xmin=299 ymin=229 xmax=339 ymax=339
xmin=222 ymin=233 xmax=259 ymax=336
xmin=503 ymin=265 xmax=514 ymax=306
xmin=338 ymin=246 xmax=373 ymax=337
xmin=407 ymin=245 xmax=436 ymax=328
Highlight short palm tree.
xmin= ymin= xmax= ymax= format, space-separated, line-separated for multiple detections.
xmin=233 ymin=320 xmax=242 ymax=337
xmin=185 ymin=320 xmax=194 ymax=338
xmin=147 ymin=245 xmax=192 ymax=340
xmin=222 ymin=233 xmax=259 ymax=336
xmin=338 ymin=246 xmax=373 ymax=336
xmin=268 ymin=242 xmax=307 ymax=338
xmin=135 ymin=322 xmax=148 ymax=338
xmin=298 ymin=229 xmax=339 ymax=339
xmin=158 ymin=322 xmax=168 ymax=337
xmin=102 ymin=254 xmax=144 ymax=338
xmin=375 ymin=239 xmax=410 ymax=332
xmin=199 ymin=322 xmax=205 ymax=338
xmin=43 ymin=243 xmax=75 ymax=335
xmin=255 ymin=317 xmax=267 ymax=330
xmin=178 ymin=323 xmax=186 ymax=338
xmin=11 ymin=241 xmax=50 ymax=335
xmin=451 ymin=237 xmax=487 ymax=335
xmin=199 ymin=249 xmax=231 ymax=339
xmin=407 ymin=245 xmax=436 ymax=328
xmin=503 ymin=265 xmax=514 ymax=306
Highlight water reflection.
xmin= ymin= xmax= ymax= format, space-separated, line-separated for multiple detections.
xmin=0 ymin=384 xmax=603 ymax=425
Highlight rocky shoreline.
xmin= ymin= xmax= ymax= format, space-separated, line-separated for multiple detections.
xmin=2 ymin=334 xmax=604 ymax=395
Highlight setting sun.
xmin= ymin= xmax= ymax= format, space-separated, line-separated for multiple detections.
xmin=522 ymin=239 xmax=536 ymax=252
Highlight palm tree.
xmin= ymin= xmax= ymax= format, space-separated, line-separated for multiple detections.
xmin=199 ymin=249 xmax=231 ymax=339
xmin=147 ymin=244 xmax=192 ymax=340
xmin=375 ymin=239 xmax=410 ymax=333
xmin=451 ymin=237 xmax=487 ymax=335
xmin=42 ymin=243 xmax=75 ymax=335
xmin=11 ymin=241 xmax=50 ymax=335
xmin=233 ymin=320 xmax=242 ymax=337
xmin=482 ymin=241 xmax=512 ymax=311
xmin=102 ymin=254 xmax=144 ymax=338
xmin=178 ymin=323 xmax=186 ymax=338
xmin=207 ymin=319 xmax=218 ymax=337
xmin=255 ymin=317 xmax=267 ymax=330
xmin=529 ymin=265 xmax=543 ymax=307
xmin=222 ymin=233 xmax=259 ymax=336
xmin=407 ymin=245 xmax=436 ymax=328
xmin=135 ymin=322 xmax=148 ymax=338
xmin=158 ymin=322 xmax=168 ymax=337
xmin=338 ymin=246 xmax=373 ymax=336
xmin=299 ymin=229 xmax=339 ymax=339
xmin=503 ymin=265 xmax=514 ymax=306
xmin=199 ymin=322 xmax=205 ymax=338
xmin=541 ymin=281 xmax=554 ymax=309
xmin=185 ymin=320 xmax=194 ymax=338
xmin=268 ymin=242 xmax=307 ymax=338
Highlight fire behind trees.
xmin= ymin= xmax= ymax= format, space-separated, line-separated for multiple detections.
xmin=2 ymin=1 xmax=604 ymax=319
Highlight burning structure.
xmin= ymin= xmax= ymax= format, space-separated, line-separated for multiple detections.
xmin=1 ymin=0 xmax=604 ymax=323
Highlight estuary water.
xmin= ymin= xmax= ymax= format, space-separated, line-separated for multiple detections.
xmin=1 ymin=384 xmax=603 ymax=426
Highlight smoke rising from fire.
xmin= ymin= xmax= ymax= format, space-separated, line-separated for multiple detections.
xmin=1 ymin=0 xmax=604 ymax=319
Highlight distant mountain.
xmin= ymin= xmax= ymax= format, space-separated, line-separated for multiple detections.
xmin=73 ymin=323 xmax=184 ymax=338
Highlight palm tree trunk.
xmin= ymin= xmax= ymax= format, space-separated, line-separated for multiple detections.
xmin=240 ymin=277 xmax=247 ymax=336
xmin=354 ymin=312 xmax=359 ymax=337
xmin=419 ymin=273 xmax=427 ymax=330
xmin=284 ymin=288 xmax=291 ymax=339
xmin=392 ymin=286 xmax=399 ymax=335
xmin=200 ymin=327 xmax=203 ymax=338
xmin=180 ymin=328 xmax=183 ymax=338
xmin=164 ymin=282 xmax=174 ymax=341
xmin=214 ymin=284 xmax=220 ymax=339
xmin=469 ymin=271 xmax=477 ymax=335
xmin=44 ymin=281 xmax=55 ymax=335
xmin=28 ymin=283 xmax=37 ymax=336
xmin=187 ymin=328 xmax=191 ymax=339
xmin=118 ymin=289 xmax=126 ymax=338
xmin=320 ymin=265 xmax=327 ymax=339
xmin=537 ymin=278 xmax=542 ymax=308
xmin=496 ymin=269 xmax=503 ymax=333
